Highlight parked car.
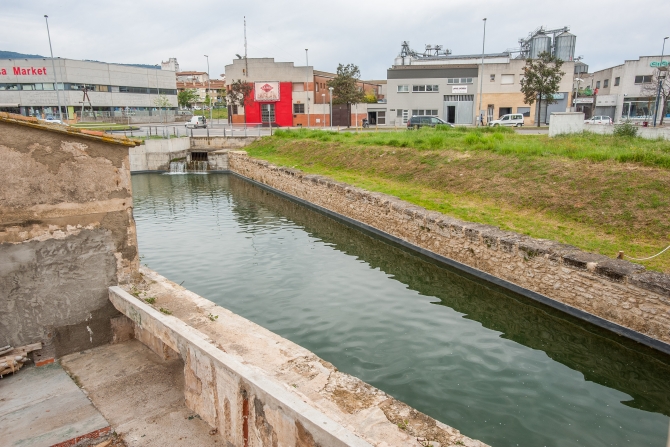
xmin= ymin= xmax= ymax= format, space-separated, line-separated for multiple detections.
xmin=407 ymin=116 xmax=454 ymax=129
xmin=488 ymin=114 xmax=524 ymax=127
xmin=584 ymin=116 xmax=612 ymax=125
xmin=185 ymin=116 xmax=207 ymax=129
xmin=40 ymin=115 xmax=67 ymax=125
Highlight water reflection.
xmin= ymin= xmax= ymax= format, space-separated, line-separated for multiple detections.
xmin=132 ymin=173 xmax=670 ymax=446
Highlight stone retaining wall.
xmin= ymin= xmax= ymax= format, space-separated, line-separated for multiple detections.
xmin=228 ymin=152 xmax=670 ymax=351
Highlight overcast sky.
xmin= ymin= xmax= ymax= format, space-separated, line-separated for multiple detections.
xmin=2 ymin=0 xmax=669 ymax=80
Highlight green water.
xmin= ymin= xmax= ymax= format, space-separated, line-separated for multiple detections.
xmin=132 ymin=173 xmax=670 ymax=447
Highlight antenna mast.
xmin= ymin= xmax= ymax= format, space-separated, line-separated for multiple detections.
xmin=244 ymin=16 xmax=248 ymax=78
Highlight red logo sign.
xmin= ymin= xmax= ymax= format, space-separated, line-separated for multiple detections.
xmin=260 ymin=83 xmax=274 ymax=92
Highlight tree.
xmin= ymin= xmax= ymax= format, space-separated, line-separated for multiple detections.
xmin=519 ymin=52 xmax=565 ymax=127
xmin=178 ymin=89 xmax=198 ymax=109
xmin=363 ymin=90 xmax=378 ymax=104
xmin=227 ymin=79 xmax=254 ymax=123
xmin=327 ymin=63 xmax=365 ymax=106
xmin=154 ymin=94 xmax=171 ymax=123
xmin=640 ymin=69 xmax=670 ymax=125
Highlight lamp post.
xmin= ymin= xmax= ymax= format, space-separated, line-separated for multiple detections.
xmin=321 ymin=93 xmax=325 ymax=128
xmin=573 ymin=78 xmax=584 ymax=112
xmin=305 ymin=49 xmax=310 ymax=128
xmin=328 ymin=87 xmax=334 ymax=130
xmin=204 ymin=55 xmax=212 ymax=123
xmin=653 ymin=37 xmax=669 ymax=127
xmin=44 ymin=15 xmax=63 ymax=122
xmin=477 ymin=18 xmax=487 ymax=127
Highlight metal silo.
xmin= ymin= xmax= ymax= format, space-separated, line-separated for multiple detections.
xmin=554 ymin=32 xmax=576 ymax=61
xmin=529 ymin=33 xmax=552 ymax=59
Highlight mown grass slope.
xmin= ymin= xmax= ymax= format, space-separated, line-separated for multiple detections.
xmin=245 ymin=127 xmax=670 ymax=272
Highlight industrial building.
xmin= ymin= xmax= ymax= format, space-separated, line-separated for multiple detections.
xmin=224 ymin=57 xmax=382 ymax=127
xmin=385 ymin=27 xmax=576 ymax=126
xmin=0 ymin=58 xmax=177 ymax=120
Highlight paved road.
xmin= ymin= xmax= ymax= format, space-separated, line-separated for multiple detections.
xmin=106 ymin=123 xmax=549 ymax=138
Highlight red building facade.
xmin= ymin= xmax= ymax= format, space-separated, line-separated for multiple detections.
xmin=243 ymin=82 xmax=293 ymax=126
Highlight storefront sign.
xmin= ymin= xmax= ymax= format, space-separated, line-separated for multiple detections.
xmin=451 ymin=86 xmax=468 ymax=94
xmin=650 ymin=61 xmax=669 ymax=67
xmin=254 ymin=82 xmax=280 ymax=101
xmin=574 ymin=97 xmax=594 ymax=104
xmin=0 ymin=67 xmax=48 ymax=76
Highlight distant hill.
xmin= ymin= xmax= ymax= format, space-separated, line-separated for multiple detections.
xmin=0 ymin=50 xmax=45 ymax=59
xmin=0 ymin=50 xmax=159 ymax=69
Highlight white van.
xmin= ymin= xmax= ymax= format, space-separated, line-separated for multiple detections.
xmin=488 ymin=114 xmax=524 ymax=127
xmin=185 ymin=116 xmax=207 ymax=129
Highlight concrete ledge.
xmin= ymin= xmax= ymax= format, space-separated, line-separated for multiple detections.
xmin=108 ymin=286 xmax=372 ymax=447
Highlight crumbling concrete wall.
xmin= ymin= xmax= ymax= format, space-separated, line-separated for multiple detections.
xmin=0 ymin=114 xmax=139 ymax=360
xmin=189 ymin=136 xmax=259 ymax=150
xmin=228 ymin=152 xmax=670 ymax=352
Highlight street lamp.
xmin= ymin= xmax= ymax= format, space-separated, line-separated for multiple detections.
xmin=328 ymin=87 xmax=334 ymax=130
xmin=574 ymin=78 xmax=584 ymax=112
xmin=477 ymin=18 xmax=487 ymax=127
xmin=204 ymin=55 xmax=212 ymax=123
xmin=653 ymin=37 xmax=669 ymax=127
xmin=44 ymin=15 xmax=63 ymax=122
xmin=321 ymin=93 xmax=325 ymax=128
xmin=305 ymin=49 xmax=310 ymax=128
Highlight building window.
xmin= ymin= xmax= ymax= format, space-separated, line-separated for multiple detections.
xmin=501 ymin=74 xmax=514 ymax=85
xmin=397 ymin=109 xmax=409 ymax=123
xmin=231 ymin=105 xmax=239 ymax=115
xmin=517 ymin=107 xmax=531 ymax=117
xmin=412 ymin=85 xmax=439 ymax=92
xmin=596 ymin=81 xmax=601 ymax=89
xmin=603 ymin=79 xmax=609 ymax=88
xmin=634 ymin=75 xmax=653 ymax=84
xmin=490 ymin=74 xmax=495 ymax=82
xmin=411 ymin=109 xmax=438 ymax=116
xmin=397 ymin=85 xmax=409 ymax=92
xmin=447 ymin=78 xmax=474 ymax=84
xmin=614 ymin=77 xmax=620 ymax=86
xmin=444 ymin=95 xmax=474 ymax=101
xmin=293 ymin=103 xmax=305 ymax=114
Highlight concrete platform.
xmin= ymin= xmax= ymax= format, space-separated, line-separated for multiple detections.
xmin=0 ymin=362 xmax=110 ymax=447
xmin=60 ymin=339 xmax=222 ymax=447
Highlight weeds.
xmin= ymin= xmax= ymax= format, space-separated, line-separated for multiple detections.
xmin=144 ymin=297 xmax=156 ymax=304
xmin=208 ymin=313 xmax=218 ymax=321
xmin=159 ymin=307 xmax=172 ymax=315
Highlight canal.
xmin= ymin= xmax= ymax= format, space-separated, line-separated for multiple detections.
xmin=132 ymin=172 xmax=670 ymax=447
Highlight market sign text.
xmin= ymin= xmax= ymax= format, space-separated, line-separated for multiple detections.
xmin=0 ymin=67 xmax=49 ymax=76
xmin=650 ymin=61 xmax=669 ymax=67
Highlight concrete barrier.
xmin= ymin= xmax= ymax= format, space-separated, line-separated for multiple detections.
xmin=549 ymin=112 xmax=584 ymax=137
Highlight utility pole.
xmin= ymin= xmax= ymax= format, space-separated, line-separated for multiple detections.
xmin=329 ymin=86 xmax=334 ymax=130
xmin=305 ymin=49 xmax=310 ymax=128
xmin=477 ymin=18 xmax=487 ymax=127
xmin=44 ymin=15 xmax=63 ymax=122
xmin=205 ymin=55 xmax=212 ymax=124
xmin=653 ymin=37 xmax=669 ymax=127
xmin=244 ymin=17 xmax=248 ymax=78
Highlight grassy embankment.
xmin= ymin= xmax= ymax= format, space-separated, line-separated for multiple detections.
xmin=245 ymin=127 xmax=670 ymax=272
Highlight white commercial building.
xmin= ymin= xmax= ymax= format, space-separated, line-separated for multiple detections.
xmin=0 ymin=58 xmax=177 ymax=120
xmin=587 ymin=56 xmax=668 ymax=123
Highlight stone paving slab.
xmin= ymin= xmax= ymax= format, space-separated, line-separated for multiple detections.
xmin=60 ymin=340 xmax=222 ymax=447
xmin=0 ymin=362 xmax=110 ymax=447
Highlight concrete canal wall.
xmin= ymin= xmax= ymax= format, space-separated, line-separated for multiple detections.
xmin=129 ymin=136 xmax=258 ymax=172
xmin=228 ymin=152 xmax=670 ymax=353
xmin=110 ymin=274 xmax=485 ymax=447
xmin=0 ymin=113 xmax=140 ymax=361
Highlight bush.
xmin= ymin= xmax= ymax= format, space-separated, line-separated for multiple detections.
xmin=613 ymin=122 xmax=638 ymax=138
